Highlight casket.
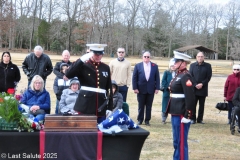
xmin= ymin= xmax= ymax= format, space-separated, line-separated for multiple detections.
xmin=44 ymin=114 xmax=97 ymax=132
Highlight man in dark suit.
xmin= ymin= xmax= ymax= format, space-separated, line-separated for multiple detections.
xmin=132 ymin=51 xmax=160 ymax=126
xmin=189 ymin=52 xmax=212 ymax=124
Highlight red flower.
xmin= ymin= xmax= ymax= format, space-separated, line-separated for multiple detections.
xmin=152 ymin=63 xmax=155 ymax=66
xmin=15 ymin=94 xmax=22 ymax=101
xmin=32 ymin=123 xmax=36 ymax=129
xmin=0 ymin=98 xmax=3 ymax=103
xmin=7 ymin=88 xmax=15 ymax=94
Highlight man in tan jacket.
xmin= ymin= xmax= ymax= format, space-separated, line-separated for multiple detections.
xmin=109 ymin=47 xmax=131 ymax=102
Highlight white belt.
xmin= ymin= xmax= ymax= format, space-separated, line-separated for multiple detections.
xmin=81 ymin=86 xmax=106 ymax=94
xmin=171 ymin=94 xmax=185 ymax=98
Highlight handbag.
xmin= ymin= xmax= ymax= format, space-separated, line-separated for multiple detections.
xmin=215 ymin=101 xmax=229 ymax=112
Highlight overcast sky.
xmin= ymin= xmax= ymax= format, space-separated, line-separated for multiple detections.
xmin=197 ymin=0 xmax=230 ymax=5
xmin=118 ymin=0 xmax=231 ymax=5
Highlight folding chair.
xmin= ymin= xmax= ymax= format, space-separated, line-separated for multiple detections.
xmin=122 ymin=102 xmax=129 ymax=116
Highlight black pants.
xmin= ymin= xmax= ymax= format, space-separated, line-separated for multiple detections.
xmin=192 ymin=95 xmax=206 ymax=122
xmin=137 ymin=93 xmax=154 ymax=122
xmin=234 ymin=107 xmax=240 ymax=128
xmin=228 ymin=101 xmax=234 ymax=120
xmin=118 ymin=85 xmax=128 ymax=102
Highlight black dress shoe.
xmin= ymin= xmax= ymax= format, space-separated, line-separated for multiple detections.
xmin=197 ymin=121 xmax=205 ymax=124
xmin=145 ymin=121 xmax=150 ymax=126
xmin=137 ymin=121 xmax=142 ymax=125
xmin=191 ymin=120 xmax=196 ymax=124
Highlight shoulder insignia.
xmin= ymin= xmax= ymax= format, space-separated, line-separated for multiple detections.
xmin=186 ymin=80 xmax=192 ymax=86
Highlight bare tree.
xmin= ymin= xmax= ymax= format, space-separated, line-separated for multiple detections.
xmin=162 ymin=0 xmax=194 ymax=57
xmin=210 ymin=4 xmax=223 ymax=59
xmin=224 ymin=1 xmax=240 ymax=60
xmin=57 ymin=0 xmax=83 ymax=51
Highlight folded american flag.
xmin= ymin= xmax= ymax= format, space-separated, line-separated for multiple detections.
xmin=98 ymin=109 xmax=138 ymax=134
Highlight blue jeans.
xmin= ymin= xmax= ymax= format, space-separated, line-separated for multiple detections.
xmin=171 ymin=115 xmax=191 ymax=160
xmin=228 ymin=101 xmax=234 ymax=120
xmin=29 ymin=114 xmax=45 ymax=122
xmin=55 ymin=100 xmax=59 ymax=114
xmin=118 ymin=85 xmax=128 ymax=102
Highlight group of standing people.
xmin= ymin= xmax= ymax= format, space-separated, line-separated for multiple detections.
xmin=0 ymin=46 xmax=53 ymax=122
xmin=3 ymin=44 xmax=231 ymax=160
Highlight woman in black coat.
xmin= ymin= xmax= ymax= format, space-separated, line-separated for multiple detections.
xmin=0 ymin=51 xmax=21 ymax=93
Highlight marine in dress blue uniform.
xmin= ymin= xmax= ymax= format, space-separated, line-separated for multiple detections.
xmin=166 ymin=51 xmax=195 ymax=160
xmin=65 ymin=44 xmax=113 ymax=123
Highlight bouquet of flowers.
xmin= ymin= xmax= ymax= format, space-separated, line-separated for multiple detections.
xmin=0 ymin=91 xmax=43 ymax=132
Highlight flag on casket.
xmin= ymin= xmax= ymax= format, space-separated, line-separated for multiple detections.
xmin=98 ymin=109 xmax=139 ymax=134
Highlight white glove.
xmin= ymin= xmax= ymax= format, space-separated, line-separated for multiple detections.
xmin=80 ymin=52 xmax=93 ymax=62
xmin=181 ymin=117 xmax=191 ymax=123
xmin=106 ymin=110 xmax=112 ymax=118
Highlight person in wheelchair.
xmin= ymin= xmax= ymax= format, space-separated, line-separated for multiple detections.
xmin=112 ymin=80 xmax=123 ymax=112
xmin=106 ymin=80 xmax=123 ymax=117
xmin=231 ymin=87 xmax=240 ymax=133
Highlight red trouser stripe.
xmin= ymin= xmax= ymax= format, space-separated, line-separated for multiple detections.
xmin=39 ymin=130 xmax=45 ymax=160
xmin=97 ymin=131 xmax=103 ymax=160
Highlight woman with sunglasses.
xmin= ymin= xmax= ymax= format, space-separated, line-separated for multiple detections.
xmin=0 ymin=51 xmax=21 ymax=93
xmin=224 ymin=64 xmax=240 ymax=124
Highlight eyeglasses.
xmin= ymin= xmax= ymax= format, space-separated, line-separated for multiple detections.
xmin=34 ymin=82 xmax=42 ymax=85
xmin=118 ymin=52 xmax=125 ymax=54
xmin=144 ymin=56 xmax=150 ymax=58
xmin=233 ymin=69 xmax=240 ymax=71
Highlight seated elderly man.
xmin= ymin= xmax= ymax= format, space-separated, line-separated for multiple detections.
xmin=19 ymin=75 xmax=51 ymax=122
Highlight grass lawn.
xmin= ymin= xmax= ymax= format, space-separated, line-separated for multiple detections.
xmin=10 ymin=52 xmax=240 ymax=160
